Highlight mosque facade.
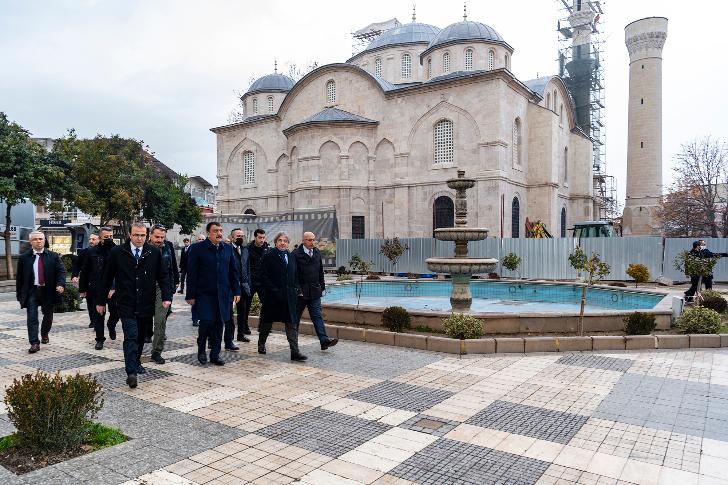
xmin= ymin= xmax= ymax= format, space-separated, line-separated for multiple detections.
xmin=211 ymin=17 xmax=595 ymax=239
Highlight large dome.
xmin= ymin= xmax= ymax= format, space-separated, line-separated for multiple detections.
xmin=364 ymin=22 xmax=441 ymax=53
xmin=246 ymin=73 xmax=295 ymax=95
xmin=425 ymin=20 xmax=506 ymax=53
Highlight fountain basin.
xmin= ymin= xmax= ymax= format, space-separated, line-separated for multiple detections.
xmin=426 ymin=257 xmax=497 ymax=275
xmin=433 ymin=227 xmax=489 ymax=242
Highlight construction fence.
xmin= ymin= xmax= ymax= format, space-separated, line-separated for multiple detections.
xmin=335 ymin=237 xmax=728 ymax=282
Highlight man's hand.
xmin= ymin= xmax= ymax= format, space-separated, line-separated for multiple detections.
xmin=162 ymin=300 xmax=172 ymax=309
xmin=108 ymin=290 xmax=115 ymax=299
xmin=71 ymin=277 xmax=79 ymax=284
xmin=56 ymin=286 xmax=64 ymax=294
xmin=233 ymin=295 xmax=240 ymax=304
xmin=80 ymin=292 xmax=86 ymax=298
xmin=96 ymin=305 xmax=106 ymax=314
xmin=186 ymin=299 xmax=195 ymax=305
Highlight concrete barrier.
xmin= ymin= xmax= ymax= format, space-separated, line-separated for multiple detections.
xmin=592 ymin=336 xmax=626 ymax=351
xmin=427 ymin=336 xmax=462 ymax=354
xmin=625 ymin=335 xmax=656 ymax=350
xmin=463 ymin=338 xmax=496 ymax=354
xmin=525 ymin=337 xmax=558 ymax=353
xmin=689 ymin=334 xmax=720 ymax=348
xmin=558 ymin=336 xmax=592 ymax=352
xmin=495 ymin=338 xmax=525 ymax=353
xmin=655 ymin=335 xmax=689 ymax=349
xmin=394 ymin=333 xmax=428 ymax=350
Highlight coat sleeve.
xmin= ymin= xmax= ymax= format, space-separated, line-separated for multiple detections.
xmin=185 ymin=245 xmax=198 ymax=300
xmin=99 ymin=250 xmax=117 ymax=306
xmin=260 ymin=253 xmax=277 ymax=296
xmin=169 ymin=242 xmax=180 ymax=286
xmin=156 ymin=250 xmax=173 ymax=302
xmin=71 ymin=250 xmax=83 ymax=278
xmin=318 ymin=253 xmax=326 ymax=291
xmin=229 ymin=247 xmax=241 ymax=297
xmin=54 ymin=253 xmax=66 ymax=288
xmin=79 ymin=251 xmax=91 ymax=293
xmin=16 ymin=255 xmax=25 ymax=302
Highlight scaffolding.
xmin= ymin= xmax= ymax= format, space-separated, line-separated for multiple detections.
xmin=557 ymin=0 xmax=617 ymax=220
xmin=351 ymin=18 xmax=401 ymax=57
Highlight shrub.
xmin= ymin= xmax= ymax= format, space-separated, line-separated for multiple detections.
xmin=623 ymin=312 xmax=656 ymax=335
xmin=336 ymin=266 xmax=348 ymax=276
xmin=608 ymin=282 xmax=627 ymax=288
xmin=249 ymin=293 xmax=261 ymax=316
xmin=626 ymin=263 xmax=650 ymax=287
xmin=380 ymin=237 xmax=410 ymax=269
xmin=4 ymin=371 xmax=103 ymax=452
xmin=366 ymin=274 xmax=381 ymax=280
xmin=701 ymin=293 xmax=728 ymax=314
xmin=60 ymin=253 xmax=75 ymax=274
xmin=336 ymin=274 xmax=352 ymax=281
xmin=443 ymin=313 xmax=483 ymax=339
xmin=702 ymin=289 xmax=725 ymax=300
xmin=414 ymin=325 xmax=436 ymax=333
xmin=54 ymin=283 xmax=81 ymax=313
xmin=674 ymin=306 xmax=721 ymax=334
xmin=501 ymin=252 xmax=522 ymax=278
xmin=382 ymin=306 xmax=411 ymax=332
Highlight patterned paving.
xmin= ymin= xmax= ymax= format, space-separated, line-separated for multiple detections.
xmin=2 ymin=292 xmax=728 ymax=484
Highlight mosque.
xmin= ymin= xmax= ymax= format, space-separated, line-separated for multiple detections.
xmin=211 ymin=10 xmax=599 ymax=239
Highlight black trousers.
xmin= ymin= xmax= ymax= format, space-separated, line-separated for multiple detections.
xmin=242 ymin=285 xmax=263 ymax=332
xmin=233 ymin=296 xmax=250 ymax=337
xmin=179 ymin=269 xmax=187 ymax=292
xmin=685 ymin=275 xmax=714 ymax=297
xmin=107 ymin=294 xmax=120 ymax=329
xmin=199 ymin=317 xmax=224 ymax=360
xmin=85 ymin=295 xmax=95 ymax=325
xmin=88 ymin=293 xmax=108 ymax=342
xmin=26 ymin=287 xmax=53 ymax=345
xmin=120 ymin=316 xmax=151 ymax=375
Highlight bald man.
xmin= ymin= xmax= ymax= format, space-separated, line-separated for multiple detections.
xmin=292 ymin=232 xmax=337 ymax=351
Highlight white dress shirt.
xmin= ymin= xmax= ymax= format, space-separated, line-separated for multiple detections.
xmin=33 ymin=249 xmax=44 ymax=286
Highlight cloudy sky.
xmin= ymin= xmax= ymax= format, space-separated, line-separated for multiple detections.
xmin=1 ymin=0 xmax=725 ymax=208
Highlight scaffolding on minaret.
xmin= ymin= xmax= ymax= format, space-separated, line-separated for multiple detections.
xmin=556 ymin=0 xmax=617 ymax=220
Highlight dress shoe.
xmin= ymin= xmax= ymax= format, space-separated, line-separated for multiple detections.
xmin=210 ymin=358 xmax=225 ymax=366
xmin=28 ymin=343 xmax=40 ymax=354
xmin=321 ymin=338 xmax=339 ymax=351
xmin=236 ymin=335 xmax=250 ymax=342
xmin=151 ymin=352 xmax=165 ymax=364
xmin=198 ymin=352 xmax=208 ymax=365
xmin=225 ymin=344 xmax=240 ymax=351
xmin=136 ymin=365 xmax=147 ymax=375
xmin=258 ymin=346 xmax=267 ymax=355
xmin=244 ymin=329 xmax=252 ymax=335
xmin=108 ymin=327 xmax=117 ymax=340
xmin=41 ymin=335 xmax=49 ymax=344
xmin=291 ymin=353 xmax=308 ymax=362
xmin=126 ymin=374 xmax=138 ymax=389
xmin=88 ymin=322 xmax=94 ymax=328
xmin=192 ymin=320 xmax=199 ymax=327
xmin=95 ymin=341 xmax=104 ymax=350
xmin=144 ymin=336 xmax=152 ymax=343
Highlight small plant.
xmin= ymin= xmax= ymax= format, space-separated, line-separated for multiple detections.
xmin=674 ymin=250 xmax=721 ymax=278
xmin=700 ymin=291 xmax=728 ymax=314
xmin=4 ymin=371 xmax=104 ymax=452
xmin=348 ymin=254 xmax=372 ymax=277
xmin=379 ymin=237 xmax=410 ymax=270
xmin=249 ymin=293 xmax=261 ymax=316
xmin=626 ymin=263 xmax=650 ymax=287
xmin=568 ymin=247 xmax=611 ymax=335
xmin=623 ymin=312 xmax=656 ymax=335
xmin=54 ymin=283 xmax=81 ymax=313
xmin=414 ymin=324 xmax=436 ymax=333
xmin=674 ymin=306 xmax=721 ymax=334
xmin=366 ymin=274 xmax=381 ymax=280
xmin=382 ymin=306 xmax=412 ymax=332
xmin=336 ymin=274 xmax=353 ymax=281
xmin=336 ymin=265 xmax=348 ymax=276
xmin=501 ymin=252 xmax=522 ymax=279
xmin=443 ymin=313 xmax=483 ymax=339
xmin=60 ymin=253 xmax=75 ymax=273
xmin=608 ymin=282 xmax=627 ymax=288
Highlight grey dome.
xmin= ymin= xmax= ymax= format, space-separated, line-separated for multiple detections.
xmin=246 ymin=73 xmax=295 ymax=95
xmin=364 ymin=22 xmax=441 ymax=53
xmin=425 ymin=20 xmax=506 ymax=53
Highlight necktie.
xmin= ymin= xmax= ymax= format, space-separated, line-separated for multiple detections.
xmin=36 ymin=253 xmax=45 ymax=286
xmin=280 ymin=251 xmax=287 ymax=265
xmin=134 ymin=248 xmax=140 ymax=262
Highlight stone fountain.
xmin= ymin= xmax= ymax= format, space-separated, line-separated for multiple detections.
xmin=426 ymin=170 xmax=498 ymax=312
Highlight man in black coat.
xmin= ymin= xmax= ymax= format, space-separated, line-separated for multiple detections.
xmin=243 ymin=228 xmax=268 ymax=334
xmin=685 ymin=240 xmax=728 ymax=298
xmin=96 ymin=223 xmax=172 ymax=389
xmin=79 ymin=228 xmax=117 ymax=350
xmin=16 ymin=231 xmax=66 ymax=353
xmin=178 ymin=237 xmax=190 ymax=293
xmin=229 ymin=228 xmax=251 ymax=345
xmin=147 ymin=225 xmax=179 ymax=364
xmin=72 ymin=233 xmax=99 ymax=328
xmin=294 ymin=232 xmax=338 ymax=351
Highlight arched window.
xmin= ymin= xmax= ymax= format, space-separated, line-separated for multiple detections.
xmin=465 ymin=49 xmax=473 ymax=70
xmin=511 ymin=197 xmax=520 ymax=238
xmin=512 ymin=118 xmax=521 ymax=166
xmin=252 ymin=98 xmax=258 ymax=115
xmin=559 ymin=104 xmax=563 ymax=125
xmin=374 ymin=58 xmax=382 ymax=77
xmin=505 ymin=53 xmax=510 ymax=70
xmin=563 ymin=147 xmax=568 ymax=182
xmin=434 ymin=119 xmax=454 ymax=164
xmin=326 ymin=79 xmax=336 ymax=103
xmin=487 ymin=50 xmax=495 ymax=70
xmin=546 ymin=92 xmax=551 ymax=110
xmin=401 ymin=53 xmax=412 ymax=79
xmin=244 ymin=208 xmax=256 ymax=216
xmin=267 ymin=96 xmax=274 ymax=114
xmin=427 ymin=58 xmax=432 ymax=78
xmin=433 ymin=196 xmax=454 ymax=234
xmin=243 ymin=151 xmax=255 ymax=184
xmin=443 ymin=52 xmax=451 ymax=73
xmin=560 ymin=207 xmax=567 ymax=237
xmin=553 ymin=91 xmax=558 ymax=109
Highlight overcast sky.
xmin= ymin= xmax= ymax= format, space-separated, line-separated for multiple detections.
xmin=1 ymin=0 xmax=725 ymax=209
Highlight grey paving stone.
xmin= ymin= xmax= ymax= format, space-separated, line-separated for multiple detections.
xmin=91 ymin=367 xmax=172 ymax=388
xmin=0 ymin=332 xmax=17 ymax=339
xmin=390 ymin=437 xmax=550 ymax=485
xmin=466 ymin=400 xmax=589 ymax=444
xmin=348 ymin=381 xmax=454 ymax=413
xmin=0 ymin=356 xmax=15 ymax=366
xmin=25 ymin=353 xmax=113 ymax=372
xmin=398 ymin=414 xmax=460 ymax=437
xmin=139 ymin=339 xmax=194 ymax=353
xmin=556 ymin=353 xmax=634 ymax=372
xmin=167 ymin=351 xmax=250 ymax=365
xmin=257 ymin=408 xmax=391 ymax=457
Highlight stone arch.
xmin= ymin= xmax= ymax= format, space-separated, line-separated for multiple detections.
xmin=348 ymin=141 xmax=369 ymax=184
xmin=275 ymin=154 xmax=289 ymax=198
xmin=226 ymin=137 xmax=267 ymax=195
xmin=374 ymin=138 xmax=395 ymax=185
xmin=433 ymin=195 xmax=455 ymax=236
xmin=319 ymin=140 xmax=340 ymax=183
xmin=407 ymin=101 xmax=481 ymax=153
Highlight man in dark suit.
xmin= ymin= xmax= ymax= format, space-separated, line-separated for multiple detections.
xmin=228 ymin=228 xmax=251 ymax=346
xmin=71 ymin=233 xmax=98 ymax=328
xmin=16 ymin=231 xmax=66 ymax=353
xmin=185 ymin=222 xmax=241 ymax=366
xmin=178 ymin=237 xmax=190 ymax=294
xmin=147 ymin=224 xmax=179 ymax=364
xmin=96 ymin=222 xmax=172 ymax=389
xmin=79 ymin=228 xmax=117 ymax=350
xmin=243 ymin=228 xmax=268 ymax=334
xmin=294 ymin=232 xmax=338 ymax=351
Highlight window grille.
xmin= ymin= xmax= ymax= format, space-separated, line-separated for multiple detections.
xmin=487 ymin=50 xmax=494 ymax=70
xmin=243 ymin=151 xmax=255 ymax=184
xmin=267 ymin=96 xmax=274 ymax=113
xmin=252 ymin=98 xmax=258 ymax=115
xmin=443 ymin=52 xmax=450 ymax=73
xmin=434 ymin=120 xmax=454 ymax=164
xmin=401 ymin=53 xmax=412 ymax=78
xmin=512 ymin=197 xmax=520 ymax=238
xmin=427 ymin=58 xmax=432 ymax=78
xmin=351 ymin=216 xmax=365 ymax=239
xmin=326 ymin=80 xmax=336 ymax=103
xmin=465 ymin=49 xmax=473 ymax=70
xmin=375 ymin=58 xmax=382 ymax=77
xmin=512 ymin=118 xmax=521 ymax=165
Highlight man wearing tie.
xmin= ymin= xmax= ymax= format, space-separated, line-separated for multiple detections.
xmin=228 ymin=228 xmax=251 ymax=346
xmin=16 ymin=231 xmax=66 ymax=353
xmin=293 ymin=232 xmax=338 ymax=351
xmin=178 ymin=237 xmax=190 ymax=294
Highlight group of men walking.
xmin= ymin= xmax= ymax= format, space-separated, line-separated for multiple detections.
xmin=16 ymin=222 xmax=337 ymax=389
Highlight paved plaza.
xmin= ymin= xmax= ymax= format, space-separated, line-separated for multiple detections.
xmin=1 ymin=293 xmax=728 ymax=484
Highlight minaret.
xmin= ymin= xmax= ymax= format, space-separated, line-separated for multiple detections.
xmin=622 ymin=17 xmax=668 ymax=235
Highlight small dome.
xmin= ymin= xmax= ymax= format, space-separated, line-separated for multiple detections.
xmin=426 ymin=20 xmax=505 ymax=52
xmin=246 ymin=73 xmax=295 ymax=95
xmin=364 ymin=22 xmax=441 ymax=53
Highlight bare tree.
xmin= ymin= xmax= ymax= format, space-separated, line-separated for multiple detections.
xmin=659 ymin=136 xmax=728 ymax=237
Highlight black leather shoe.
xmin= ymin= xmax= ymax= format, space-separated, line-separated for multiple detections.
xmin=291 ymin=353 xmax=308 ymax=362
xmin=321 ymin=338 xmax=339 ymax=351
xmin=225 ymin=344 xmax=240 ymax=351
xmin=126 ymin=374 xmax=137 ymax=389
xmin=258 ymin=346 xmax=266 ymax=355
xmin=236 ymin=335 xmax=250 ymax=342
xmin=198 ymin=352 xmax=208 ymax=365
xmin=28 ymin=343 xmax=40 ymax=354
xmin=41 ymin=335 xmax=49 ymax=344
xmin=244 ymin=329 xmax=252 ymax=335
xmin=210 ymin=358 xmax=225 ymax=366
xmin=192 ymin=320 xmax=199 ymax=327
xmin=108 ymin=327 xmax=117 ymax=340
xmin=95 ymin=341 xmax=104 ymax=350
xmin=136 ymin=365 xmax=147 ymax=375
xmin=88 ymin=322 xmax=94 ymax=328
xmin=144 ymin=336 xmax=152 ymax=343
xmin=151 ymin=352 xmax=165 ymax=364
